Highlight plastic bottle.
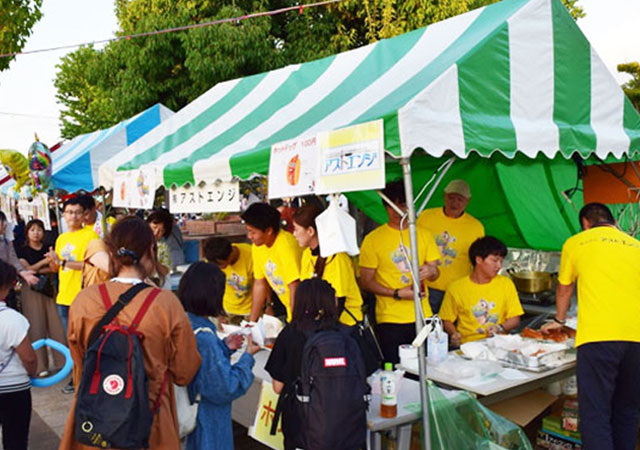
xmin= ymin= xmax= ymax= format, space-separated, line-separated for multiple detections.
xmin=380 ymin=362 xmax=397 ymax=418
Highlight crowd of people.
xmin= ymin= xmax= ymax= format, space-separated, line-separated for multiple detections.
xmin=0 ymin=180 xmax=638 ymax=450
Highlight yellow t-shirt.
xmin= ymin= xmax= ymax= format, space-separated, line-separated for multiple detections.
xmin=359 ymin=224 xmax=441 ymax=324
xmin=221 ymin=243 xmax=253 ymax=315
xmin=55 ymin=227 xmax=100 ymax=306
xmin=300 ymin=248 xmax=363 ymax=326
xmin=252 ymin=230 xmax=302 ymax=321
xmin=440 ymin=275 xmax=523 ymax=344
xmin=558 ymin=226 xmax=640 ymax=347
xmin=417 ymin=208 xmax=484 ymax=291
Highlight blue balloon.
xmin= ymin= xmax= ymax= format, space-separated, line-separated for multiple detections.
xmin=30 ymin=339 xmax=73 ymax=388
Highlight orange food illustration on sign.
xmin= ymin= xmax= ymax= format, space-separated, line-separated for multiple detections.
xmin=286 ymin=154 xmax=300 ymax=186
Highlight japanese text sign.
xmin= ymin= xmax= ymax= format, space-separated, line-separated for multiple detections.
xmin=249 ymin=381 xmax=284 ymax=450
xmin=268 ymin=135 xmax=318 ymax=199
xmin=315 ymin=119 xmax=386 ymax=194
xmin=112 ymin=167 xmax=157 ymax=210
xmin=168 ymin=180 xmax=240 ymax=213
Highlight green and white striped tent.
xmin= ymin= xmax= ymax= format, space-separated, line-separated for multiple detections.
xmin=99 ymin=0 xmax=640 ymax=251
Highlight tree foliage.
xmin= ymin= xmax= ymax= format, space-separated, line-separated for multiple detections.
xmin=54 ymin=0 xmax=584 ymax=138
xmin=618 ymin=62 xmax=640 ymax=113
xmin=0 ymin=0 xmax=43 ymax=72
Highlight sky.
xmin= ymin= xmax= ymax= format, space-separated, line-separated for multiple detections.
xmin=0 ymin=0 xmax=638 ymax=153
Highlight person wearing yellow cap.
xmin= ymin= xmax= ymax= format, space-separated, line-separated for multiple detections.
xmin=417 ymin=179 xmax=484 ymax=314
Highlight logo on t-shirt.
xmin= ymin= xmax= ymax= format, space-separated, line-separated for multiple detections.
xmin=228 ymin=273 xmax=249 ymax=298
xmin=265 ymin=260 xmax=285 ymax=295
xmin=472 ymin=298 xmax=498 ymax=334
xmin=390 ymin=244 xmax=411 ymax=285
xmin=435 ymin=231 xmax=457 ymax=266
xmin=60 ymin=242 xmax=77 ymax=270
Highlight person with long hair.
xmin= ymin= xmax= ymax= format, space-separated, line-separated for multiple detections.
xmin=292 ymin=202 xmax=364 ymax=326
xmin=178 ymin=261 xmax=259 ymax=450
xmin=59 ymin=216 xmax=201 ymax=450
xmin=265 ymin=278 xmax=339 ymax=450
xmin=0 ymin=259 xmax=37 ymax=450
xmin=16 ymin=219 xmax=66 ymax=376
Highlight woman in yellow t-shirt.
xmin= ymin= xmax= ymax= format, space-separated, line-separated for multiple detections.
xmin=291 ymin=203 xmax=363 ymax=325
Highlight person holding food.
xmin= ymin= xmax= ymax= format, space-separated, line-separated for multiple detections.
xmin=417 ymin=179 xmax=484 ymax=314
xmin=543 ymin=203 xmax=640 ymax=450
xmin=440 ymin=236 xmax=523 ymax=346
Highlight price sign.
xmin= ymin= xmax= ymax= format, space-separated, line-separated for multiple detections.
xmin=268 ymin=135 xmax=318 ymax=199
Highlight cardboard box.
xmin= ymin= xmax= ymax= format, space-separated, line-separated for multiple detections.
xmin=561 ymin=398 xmax=579 ymax=432
xmin=542 ymin=415 xmax=582 ymax=443
xmin=487 ymin=389 xmax=558 ymax=444
xmin=487 ymin=389 xmax=558 ymax=428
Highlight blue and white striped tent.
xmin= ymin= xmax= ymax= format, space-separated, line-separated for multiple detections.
xmin=1 ymin=103 xmax=173 ymax=194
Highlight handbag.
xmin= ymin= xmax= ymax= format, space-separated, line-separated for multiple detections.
xmin=175 ymin=327 xmax=214 ymax=438
xmin=31 ymin=274 xmax=55 ymax=298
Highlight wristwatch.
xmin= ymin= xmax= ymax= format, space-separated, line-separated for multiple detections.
xmin=552 ymin=316 xmax=566 ymax=325
xmin=393 ymin=288 xmax=401 ymax=300
xmin=61 ymin=259 xmax=67 ymax=269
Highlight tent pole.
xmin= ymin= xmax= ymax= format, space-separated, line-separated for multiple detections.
xmin=416 ymin=156 xmax=455 ymax=216
xmin=400 ymin=157 xmax=431 ymax=450
xmin=53 ymin=191 xmax=62 ymax=233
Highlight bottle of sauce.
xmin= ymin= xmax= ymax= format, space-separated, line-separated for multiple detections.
xmin=380 ymin=362 xmax=397 ymax=418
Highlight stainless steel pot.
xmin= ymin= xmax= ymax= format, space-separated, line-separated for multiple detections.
xmin=507 ymin=270 xmax=553 ymax=293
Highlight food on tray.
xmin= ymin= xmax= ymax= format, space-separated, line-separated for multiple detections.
xmin=520 ymin=326 xmax=576 ymax=343
xmin=521 ymin=327 xmax=544 ymax=339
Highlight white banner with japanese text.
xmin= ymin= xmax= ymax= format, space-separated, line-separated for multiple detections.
xmin=168 ymin=181 xmax=240 ymax=213
xmin=112 ymin=167 xmax=157 ymax=210
xmin=268 ymin=135 xmax=318 ymax=199
xmin=315 ymin=119 xmax=386 ymax=194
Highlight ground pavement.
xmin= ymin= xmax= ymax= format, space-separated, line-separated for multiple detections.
xmin=0 ymin=376 xmax=269 ymax=450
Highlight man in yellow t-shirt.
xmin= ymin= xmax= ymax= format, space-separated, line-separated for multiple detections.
xmin=241 ymin=203 xmax=301 ymax=322
xmin=360 ymin=181 xmax=441 ymax=364
xmin=47 ymin=198 xmax=99 ymax=329
xmin=440 ymin=236 xmax=523 ymax=346
xmin=417 ymin=179 xmax=484 ymax=314
xmin=204 ymin=236 xmax=253 ymax=323
xmin=542 ymin=203 xmax=640 ymax=450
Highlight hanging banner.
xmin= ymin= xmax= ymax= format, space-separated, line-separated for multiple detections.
xmin=112 ymin=167 xmax=157 ymax=210
xmin=168 ymin=181 xmax=240 ymax=213
xmin=268 ymin=135 xmax=318 ymax=199
xmin=248 ymin=381 xmax=284 ymax=450
xmin=315 ymin=119 xmax=386 ymax=195
xmin=17 ymin=193 xmax=51 ymax=230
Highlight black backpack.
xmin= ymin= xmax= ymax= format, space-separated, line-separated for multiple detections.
xmin=294 ymin=326 xmax=371 ymax=450
xmin=74 ymin=283 xmax=164 ymax=449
